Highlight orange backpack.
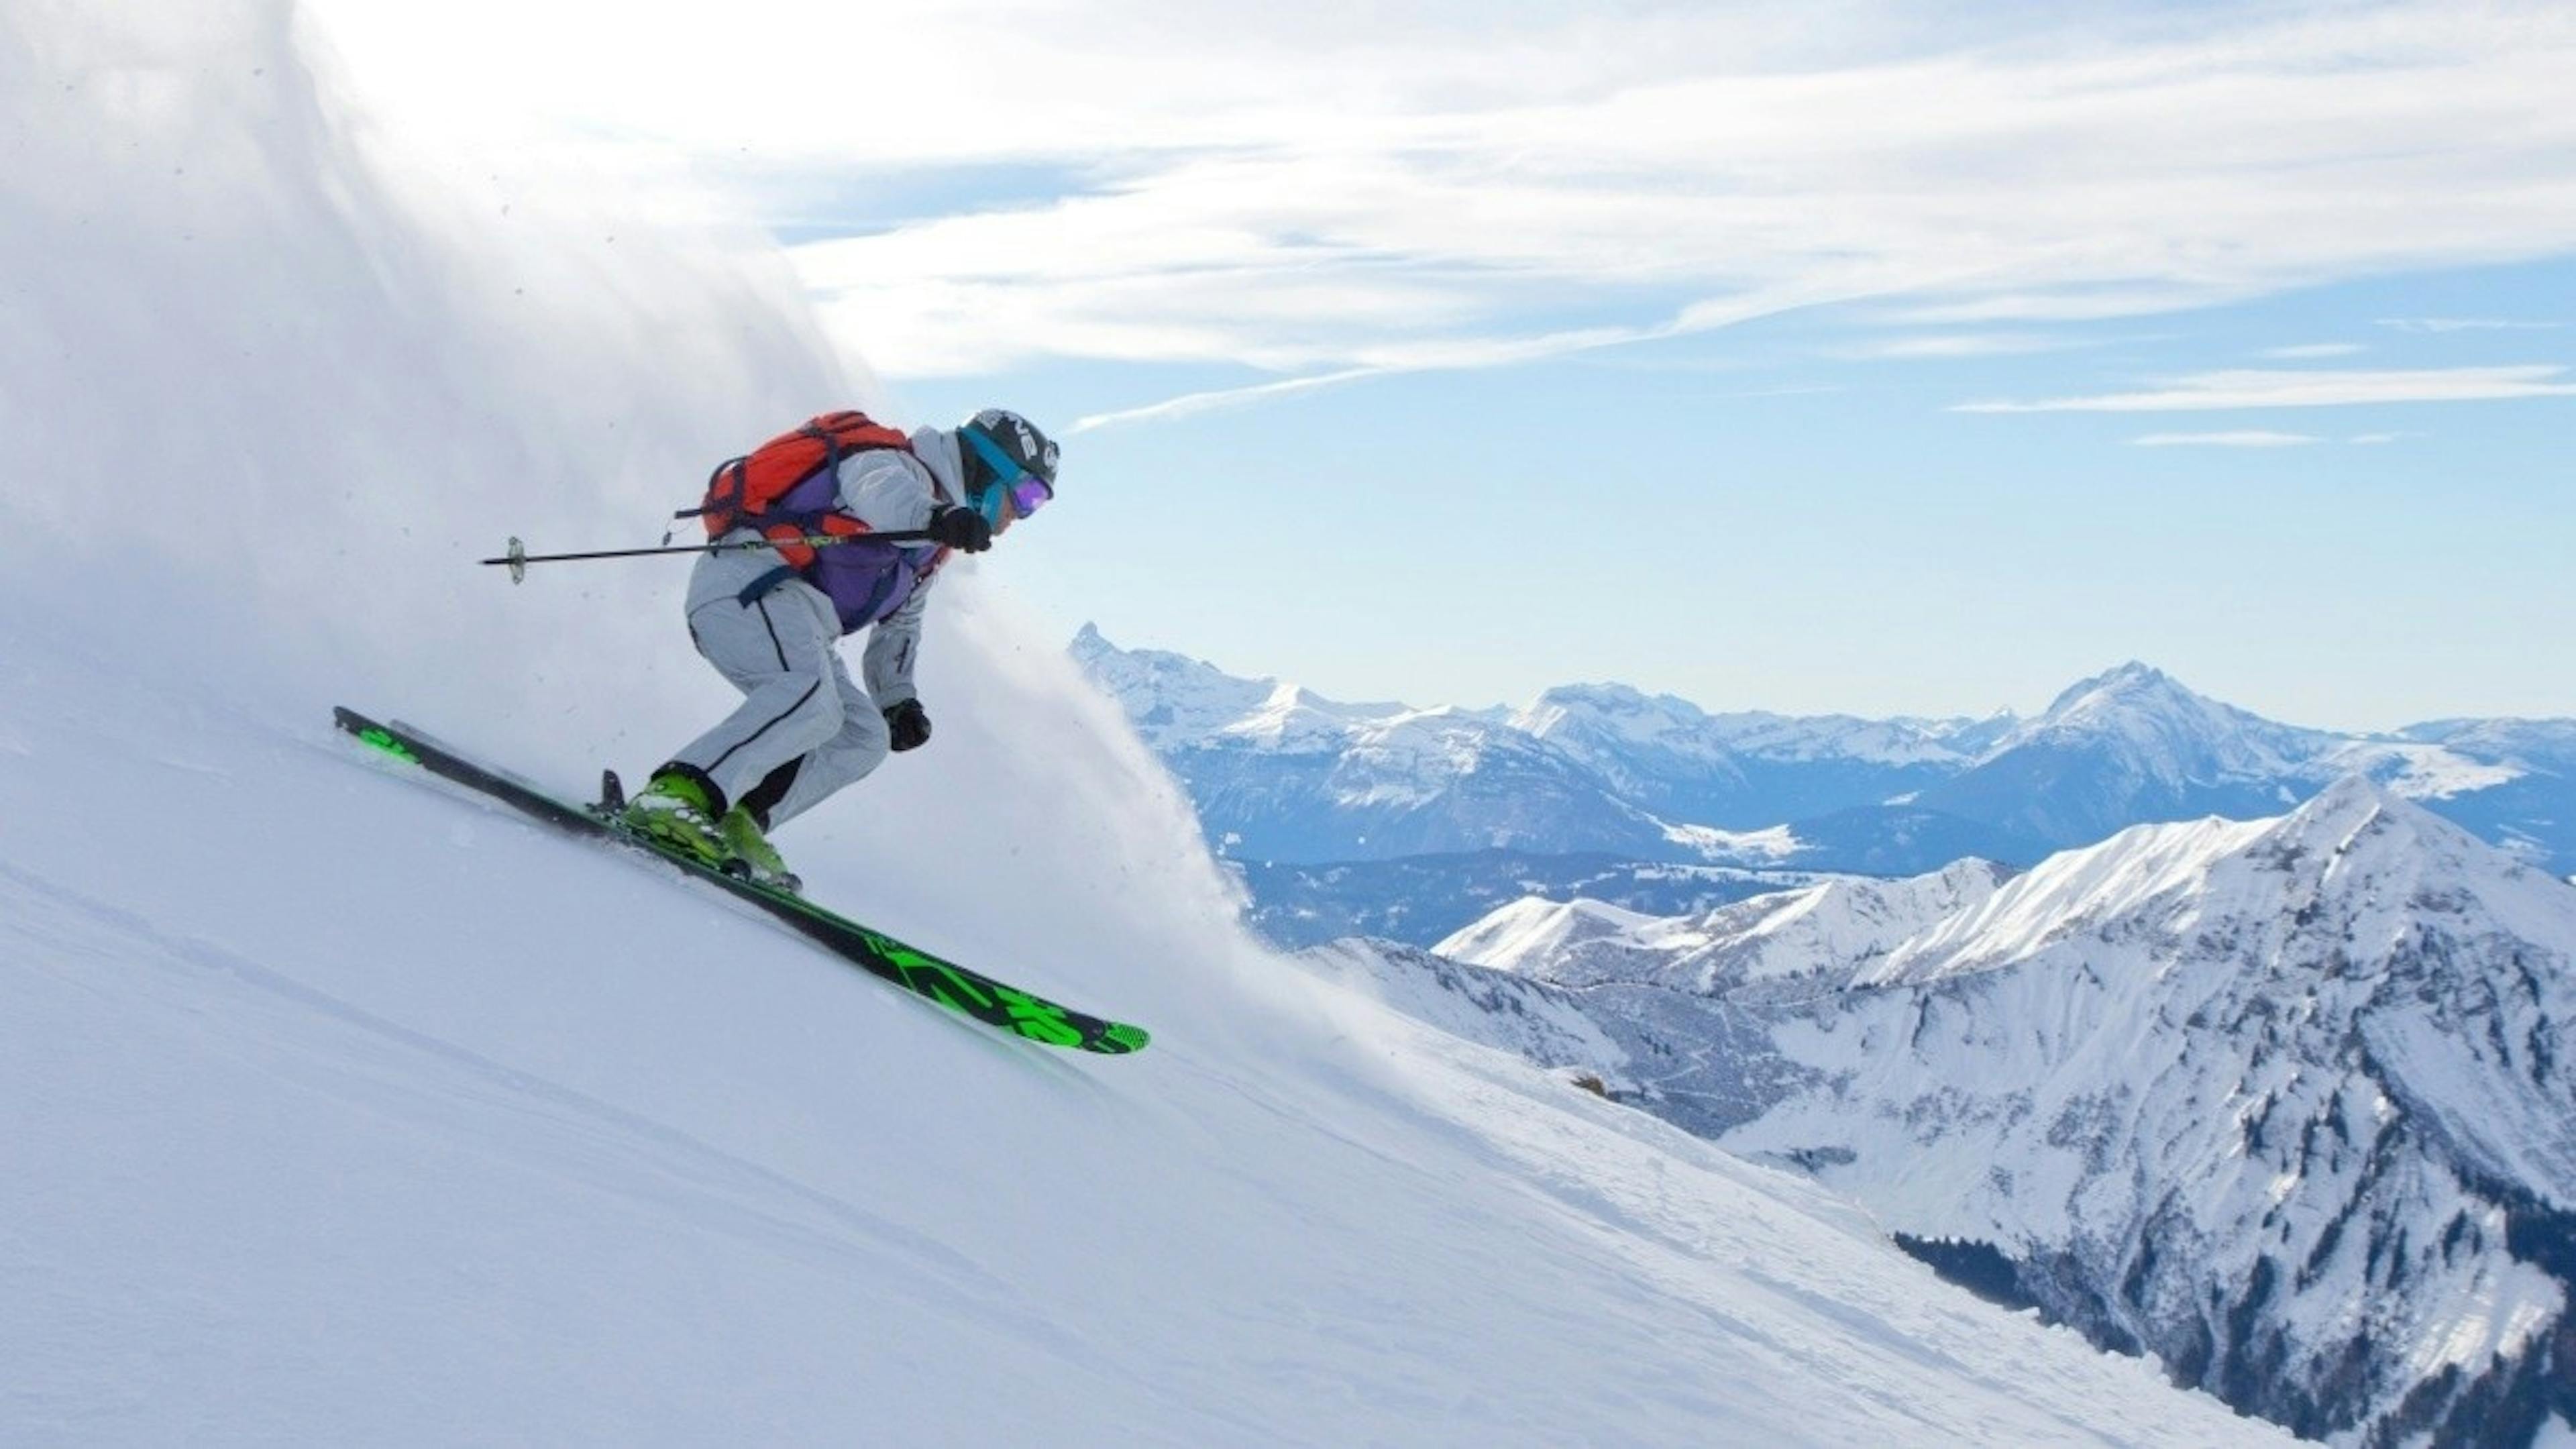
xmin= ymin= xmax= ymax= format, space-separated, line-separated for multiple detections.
xmin=688 ymin=411 xmax=916 ymax=568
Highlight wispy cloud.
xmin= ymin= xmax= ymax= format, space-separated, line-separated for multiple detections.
xmin=1886 ymin=284 xmax=2270 ymax=327
xmin=1835 ymin=332 xmax=2096 ymax=361
xmin=2131 ymin=431 xmax=2321 ymax=447
xmin=1070 ymin=292 xmax=1851 ymax=429
xmin=1070 ymin=368 xmax=1389 ymax=433
xmin=2262 ymin=343 xmax=2365 ymax=360
xmin=309 ymin=1 xmax=2576 ymax=408
xmin=2377 ymin=317 xmax=2565 ymax=333
xmin=1957 ymin=366 xmax=2576 ymax=413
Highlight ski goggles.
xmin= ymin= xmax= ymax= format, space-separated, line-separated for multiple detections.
xmin=962 ymin=426 xmax=1054 ymax=519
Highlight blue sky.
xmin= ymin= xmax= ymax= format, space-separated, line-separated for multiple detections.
xmin=309 ymin=0 xmax=2576 ymax=731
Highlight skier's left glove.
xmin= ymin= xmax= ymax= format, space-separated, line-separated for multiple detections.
xmin=884 ymin=698 xmax=931 ymax=752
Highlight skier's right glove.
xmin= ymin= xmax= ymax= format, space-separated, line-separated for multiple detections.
xmin=883 ymin=698 xmax=931 ymax=752
xmin=926 ymin=504 xmax=993 ymax=553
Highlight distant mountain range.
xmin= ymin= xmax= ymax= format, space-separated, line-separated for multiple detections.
xmin=1073 ymin=625 xmax=2576 ymax=937
xmin=1077 ymin=628 xmax=2576 ymax=1441
xmin=1307 ymin=781 xmax=2576 ymax=1447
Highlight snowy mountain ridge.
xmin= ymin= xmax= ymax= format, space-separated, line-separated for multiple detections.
xmin=1079 ymin=623 xmax=2006 ymax=778
xmin=1516 ymin=680 xmax=2005 ymax=769
xmin=1998 ymin=661 xmax=2334 ymax=784
xmin=1440 ymin=858 xmax=2019 ymax=1003
xmin=1356 ymin=778 xmax=2576 ymax=1445
xmin=1073 ymin=628 xmax=2576 ymax=888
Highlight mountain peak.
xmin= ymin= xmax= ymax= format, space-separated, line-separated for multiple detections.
xmin=1995 ymin=661 xmax=2336 ymax=792
xmin=1532 ymin=681 xmax=1658 ymax=709
xmin=1518 ymin=682 xmax=1707 ymax=731
xmin=2039 ymin=660 xmax=2188 ymax=718
xmin=2294 ymin=769 xmax=2401 ymax=818
xmin=2265 ymin=771 xmax=2477 ymax=867
xmin=1435 ymin=896 xmax=1690 ymax=977
xmin=1515 ymin=684 xmax=1729 ymax=750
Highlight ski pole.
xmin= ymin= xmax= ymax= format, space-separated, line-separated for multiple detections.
xmin=480 ymin=530 xmax=939 ymax=584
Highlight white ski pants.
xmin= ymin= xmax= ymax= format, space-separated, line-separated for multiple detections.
xmin=669 ymin=578 xmax=890 ymax=829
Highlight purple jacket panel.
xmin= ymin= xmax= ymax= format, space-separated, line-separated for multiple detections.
xmin=773 ymin=468 xmax=943 ymax=634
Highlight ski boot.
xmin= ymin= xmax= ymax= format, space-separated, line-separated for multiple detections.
xmin=716 ymin=806 xmax=801 ymax=894
xmin=619 ymin=768 xmax=727 ymax=869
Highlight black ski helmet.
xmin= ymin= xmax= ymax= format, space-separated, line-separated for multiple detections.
xmin=960 ymin=408 xmax=1059 ymax=492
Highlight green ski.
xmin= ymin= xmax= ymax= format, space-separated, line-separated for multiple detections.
xmin=333 ymin=706 xmax=1148 ymax=1055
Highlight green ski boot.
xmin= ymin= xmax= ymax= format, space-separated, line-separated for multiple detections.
xmin=620 ymin=769 xmax=727 ymax=869
xmin=717 ymin=806 xmax=801 ymax=894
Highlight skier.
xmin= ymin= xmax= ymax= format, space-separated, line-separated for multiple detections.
xmin=621 ymin=407 xmax=1059 ymax=888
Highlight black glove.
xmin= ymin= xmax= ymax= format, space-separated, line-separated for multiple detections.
xmin=883 ymin=698 xmax=931 ymax=752
xmin=926 ymin=504 xmax=992 ymax=553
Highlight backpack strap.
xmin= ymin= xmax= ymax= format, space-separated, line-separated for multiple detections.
xmin=682 ymin=412 xmax=910 ymax=531
xmin=676 ymin=455 xmax=750 ymax=526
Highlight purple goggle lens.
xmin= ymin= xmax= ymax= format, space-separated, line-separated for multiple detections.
xmin=1007 ymin=476 xmax=1053 ymax=517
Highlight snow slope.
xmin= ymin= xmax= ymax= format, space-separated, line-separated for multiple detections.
xmin=13 ymin=621 xmax=2302 ymax=1447
xmin=0 ymin=5 xmax=2296 ymax=1445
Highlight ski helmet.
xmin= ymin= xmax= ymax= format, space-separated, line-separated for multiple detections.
xmin=959 ymin=408 xmax=1059 ymax=492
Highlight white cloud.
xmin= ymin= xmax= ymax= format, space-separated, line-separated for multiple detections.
xmin=1837 ymin=332 xmax=2096 ymax=360
xmin=2263 ymin=343 xmax=2366 ymax=359
xmin=2131 ymin=431 xmax=2322 ymax=447
xmin=305 ymin=1 xmax=2576 ymax=396
xmin=1071 ymin=369 xmax=1388 ymax=432
xmin=1957 ymin=366 xmax=2576 ymax=413
xmin=2377 ymin=317 xmax=2565 ymax=333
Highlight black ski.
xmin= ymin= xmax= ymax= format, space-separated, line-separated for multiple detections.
xmin=333 ymin=707 xmax=1148 ymax=1055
